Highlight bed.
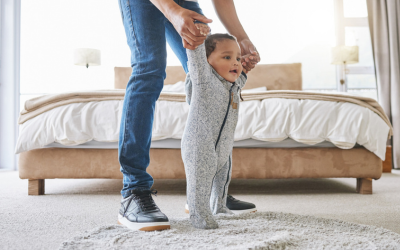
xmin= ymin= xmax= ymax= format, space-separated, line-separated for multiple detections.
xmin=17 ymin=63 xmax=392 ymax=195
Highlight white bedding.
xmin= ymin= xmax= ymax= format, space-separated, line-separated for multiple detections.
xmin=16 ymin=94 xmax=390 ymax=160
xmin=45 ymin=138 xmax=354 ymax=149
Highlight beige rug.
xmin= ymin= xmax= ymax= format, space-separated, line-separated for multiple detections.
xmin=59 ymin=212 xmax=400 ymax=250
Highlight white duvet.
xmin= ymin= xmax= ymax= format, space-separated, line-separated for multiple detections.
xmin=16 ymin=91 xmax=390 ymax=160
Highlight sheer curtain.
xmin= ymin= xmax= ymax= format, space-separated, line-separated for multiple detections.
xmin=366 ymin=0 xmax=400 ymax=169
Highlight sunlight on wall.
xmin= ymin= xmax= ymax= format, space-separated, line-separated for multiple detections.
xmin=21 ymin=0 xmax=337 ymax=107
xmin=343 ymin=0 xmax=368 ymax=17
xmin=179 ymin=0 xmax=337 ymax=90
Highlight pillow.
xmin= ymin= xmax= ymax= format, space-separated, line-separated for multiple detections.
xmin=161 ymin=81 xmax=185 ymax=93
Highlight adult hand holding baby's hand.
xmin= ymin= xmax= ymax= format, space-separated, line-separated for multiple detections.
xmin=241 ymin=54 xmax=256 ymax=73
xmin=239 ymin=39 xmax=260 ymax=73
xmin=183 ymin=22 xmax=210 ymax=50
xmin=166 ymin=6 xmax=212 ymax=50
xmin=194 ymin=23 xmax=210 ymax=37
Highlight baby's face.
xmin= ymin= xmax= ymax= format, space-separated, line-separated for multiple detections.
xmin=207 ymin=39 xmax=243 ymax=83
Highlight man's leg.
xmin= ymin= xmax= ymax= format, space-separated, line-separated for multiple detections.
xmin=118 ymin=0 xmax=167 ymax=197
xmin=117 ymin=0 xmax=170 ymax=231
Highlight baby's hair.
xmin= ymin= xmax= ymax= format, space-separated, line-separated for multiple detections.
xmin=205 ymin=33 xmax=237 ymax=58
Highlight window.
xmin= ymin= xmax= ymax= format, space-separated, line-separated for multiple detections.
xmin=334 ymin=0 xmax=377 ymax=99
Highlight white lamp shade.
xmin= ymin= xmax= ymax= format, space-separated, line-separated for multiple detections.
xmin=74 ymin=48 xmax=101 ymax=67
xmin=331 ymin=46 xmax=359 ymax=65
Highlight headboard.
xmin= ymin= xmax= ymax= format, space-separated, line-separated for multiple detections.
xmin=114 ymin=63 xmax=302 ymax=90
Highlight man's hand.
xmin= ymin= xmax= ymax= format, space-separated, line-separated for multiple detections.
xmin=166 ymin=6 xmax=212 ymax=50
xmin=194 ymin=23 xmax=211 ymax=37
xmin=239 ymin=39 xmax=260 ymax=73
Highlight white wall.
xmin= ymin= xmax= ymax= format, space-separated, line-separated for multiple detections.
xmin=20 ymin=0 xmax=338 ymax=97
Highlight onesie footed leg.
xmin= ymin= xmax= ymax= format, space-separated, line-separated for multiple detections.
xmin=186 ymin=171 xmax=219 ymax=229
xmin=187 ymin=185 xmax=219 ymax=229
xmin=210 ymin=155 xmax=233 ymax=215
xmin=184 ymin=151 xmax=219 ymax=229
xmin=189 ymin=206 xmax=219 ymax=229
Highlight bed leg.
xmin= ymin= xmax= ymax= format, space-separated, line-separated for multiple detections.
xmin=28 ymin=179 xmax=45 ymax=195
xmin=356 ymin=178 xmax=372 ymax=194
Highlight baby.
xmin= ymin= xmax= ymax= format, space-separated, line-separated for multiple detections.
xmin=181 ymin=24 xmax=247 ymax=229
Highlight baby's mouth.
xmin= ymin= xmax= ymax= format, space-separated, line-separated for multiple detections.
xmin=229 ymin=69 xmax=238 ymax=74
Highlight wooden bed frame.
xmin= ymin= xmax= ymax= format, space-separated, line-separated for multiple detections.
xmin=19 ymin=63 xmax=382 ymax=195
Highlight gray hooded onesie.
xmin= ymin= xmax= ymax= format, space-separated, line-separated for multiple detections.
xmin=181 ymin=43 xmax=247 ymax=229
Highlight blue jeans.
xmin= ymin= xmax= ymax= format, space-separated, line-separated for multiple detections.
xmin=118 ymin=0 xmax=206 ymax=198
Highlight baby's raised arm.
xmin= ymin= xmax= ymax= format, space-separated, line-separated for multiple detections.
xmin=186 ymin=23 xmax=211 ymax=85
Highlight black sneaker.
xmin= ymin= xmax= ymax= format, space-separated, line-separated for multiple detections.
xmin=118 ymin=189 xmax=170 ymax=231
xmin=226 ymin=194 xmax=257 ymax=214
xmin=184 ymin=194 xmax=257 ymax=215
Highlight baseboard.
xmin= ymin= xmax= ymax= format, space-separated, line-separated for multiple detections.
xmin=383 ymin=146 xmax=392 ymax=173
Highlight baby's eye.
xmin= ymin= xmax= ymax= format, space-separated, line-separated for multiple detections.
xmin=236 ymin=58 xmax=241 ymax=62
xmin=224 ymin=56 xmax=231 ymax=60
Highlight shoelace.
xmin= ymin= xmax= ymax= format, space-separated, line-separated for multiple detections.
xmin=227 ymin=194 xmax=237 ymax=202
xmin=130 ymin=189 xmax=159 ymax=212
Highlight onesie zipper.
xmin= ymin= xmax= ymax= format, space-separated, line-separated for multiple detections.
xmin=214 ymin=84 xmax=235 ymax=150
xmin=211 ymin=84 xmax=235 ymax=210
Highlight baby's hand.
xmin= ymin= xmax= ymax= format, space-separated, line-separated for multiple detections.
xmin=241 ymin=54 xmax=257 ymax=73
xmin=194 ymin=23 xmax=210 ymax=37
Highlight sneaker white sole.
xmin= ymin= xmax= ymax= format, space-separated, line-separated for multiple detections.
xmin=230 ymin=208 xmax=257 ymax=214
xmin=118 ymin=214 xmax=170 ymax=231
xmin=184 ymin=204 xmax=257 ymax=215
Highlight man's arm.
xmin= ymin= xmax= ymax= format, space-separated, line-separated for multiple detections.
xmin=211 ymin=0 xmax=260 ymax=71
xmin=211 ymin=0 xmax=248 ymax=43
xmin=150 ymin=0 xmax=212 ymax=50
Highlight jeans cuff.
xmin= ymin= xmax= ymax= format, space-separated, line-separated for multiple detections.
xmin=122 ymin=187 xmax=149 ymax=198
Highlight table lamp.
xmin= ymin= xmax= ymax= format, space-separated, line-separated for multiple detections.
xmin=74 ymin=48 xmax=101 ymax=68
xmin=331 ymin=46 xmax=359 ymax=92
